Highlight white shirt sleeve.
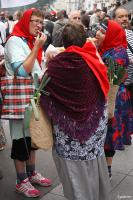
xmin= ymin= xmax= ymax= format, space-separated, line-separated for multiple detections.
xmin=4 ymin=36 xmax=44 ymax=78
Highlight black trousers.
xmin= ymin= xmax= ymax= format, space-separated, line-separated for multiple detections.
xmin=104 ymin=149 xmax=116 ymax=157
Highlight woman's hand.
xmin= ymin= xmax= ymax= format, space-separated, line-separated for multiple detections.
xmin=45 ymin=44 xmax=62 ymax=63
xmin=87 ymin=37 xmax=98 ymax=47
xmin=23 ymin=32 xmax=47 ymax=73
xmin=34 ymin=31 xmax=47 ymax=49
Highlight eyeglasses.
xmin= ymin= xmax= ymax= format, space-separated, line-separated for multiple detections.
xmin=73 ymin=17 xmax=81 ymax=20
xmin=30 ymin=19 xmax=44 ymax=25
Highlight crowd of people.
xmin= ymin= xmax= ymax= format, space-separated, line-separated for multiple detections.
xmin=0 ymin=4 xmax=133 ymax=200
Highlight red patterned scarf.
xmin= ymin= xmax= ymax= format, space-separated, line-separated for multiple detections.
xmin=41 ymin=43 xmax=110 ymax=142
xmin=42 ymin=42 xmax=109 ymax=122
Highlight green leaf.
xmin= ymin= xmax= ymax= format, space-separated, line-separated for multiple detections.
xmin=106 ymin=57 xmax=126 ymax=86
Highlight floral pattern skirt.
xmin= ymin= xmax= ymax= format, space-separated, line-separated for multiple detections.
xmin=105 ymin=84 xmax=133 ymax=151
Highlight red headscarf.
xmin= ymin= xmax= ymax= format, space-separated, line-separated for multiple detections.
xmin=65 ymin=42 xmax=109 ymax=98
xmin=99 ymin=20 xmax=127 ymax=56
xmin=10 ymin=8 xmax=42 ymax=65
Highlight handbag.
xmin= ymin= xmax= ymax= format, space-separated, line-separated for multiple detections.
xmin=23 ymin=73 xmax=53 ymax=150
xmin=30 ymin=104 xmax=53 ymax=150
xmin=0 ymin=65 xmax=35 ymax=119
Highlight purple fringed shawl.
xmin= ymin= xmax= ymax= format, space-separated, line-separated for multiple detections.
xmin=41 ymin=52 xmax=106 ymax=143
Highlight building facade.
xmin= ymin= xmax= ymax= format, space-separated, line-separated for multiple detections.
xmin=53 ymin=0 xmax=132 ymax=12
xmin=53 ymin=0 xmax=85 ymax=13
xmin=84 ymin=0 xmax=116 ymax=10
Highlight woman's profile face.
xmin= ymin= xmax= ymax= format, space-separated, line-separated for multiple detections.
xmin=29 ymin=15 xmax=43 ymax=36
xmin=95 ymin=28 xmax=106 ymax=48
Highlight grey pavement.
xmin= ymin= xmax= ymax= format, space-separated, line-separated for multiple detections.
xmin=41 ymin=143 xmax=133 ymax=200
xmin=1 ymin=120 xmax=133 ymax=200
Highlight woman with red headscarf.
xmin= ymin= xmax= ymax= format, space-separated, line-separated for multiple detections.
xmin=95 ymin=20 xmax=130 ymax=180
xmin=4 ymin=9 xmax=52 ymax=197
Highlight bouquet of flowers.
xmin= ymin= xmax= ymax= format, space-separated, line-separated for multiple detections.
xmin=105 ymin=57 xmax=127 ymax=118
xmin=107 ymin=57 xmax=127 ymax=85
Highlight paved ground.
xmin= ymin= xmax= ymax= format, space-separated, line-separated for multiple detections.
xmin=0 ymin=120 xmax=60 ymax=200
xmin=41 ymin=142 xmax=133 ymax=200
xmin=1 ymin=120 xmax=133 ymax=200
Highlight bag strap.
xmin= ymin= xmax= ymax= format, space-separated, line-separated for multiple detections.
xmin=22 ymin=124 xmax=30 ymax=158
xmin=0 ymin=32 xmax=5 ymax=47
xmin=14 ymin=63 xmax=33 ymax=80
xmin=14 ymin=63 xmax=24 ymax=77
xmin=128 ymin=42 xmax=133 ymax=54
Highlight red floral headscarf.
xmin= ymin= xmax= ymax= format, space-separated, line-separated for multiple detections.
xmin=99 ymin=20 xmax=127 ymax=56
xmin=10 ymin=8 xmax=42 ymax=65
